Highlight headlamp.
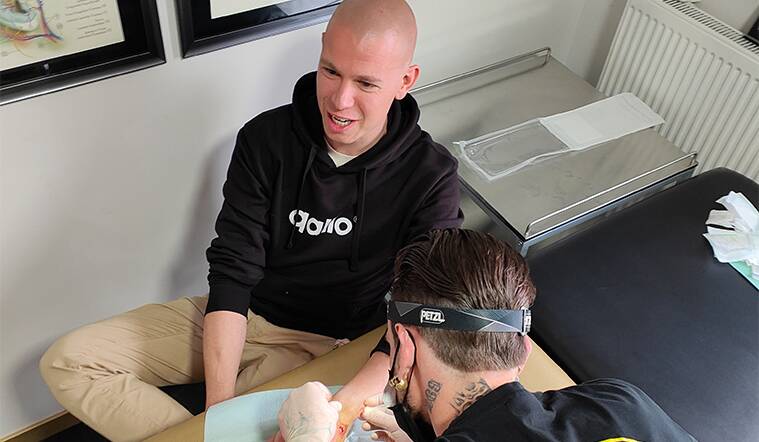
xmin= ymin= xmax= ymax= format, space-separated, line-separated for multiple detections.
xmin=387 ymin=300 xmax=531 ymax=336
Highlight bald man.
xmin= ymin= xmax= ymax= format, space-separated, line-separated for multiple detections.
xmin=39 ymin=1 xmax=462 ymax=440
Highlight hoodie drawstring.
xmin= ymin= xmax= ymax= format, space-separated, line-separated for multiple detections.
xmin=287 ymin=146 xmax=317 ymax=249
xmin=350 ymin=168 xmax=367 ymax=272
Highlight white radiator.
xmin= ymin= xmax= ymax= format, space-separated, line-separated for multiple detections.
xmin=599 ymin=0 xmax=759 ymax=181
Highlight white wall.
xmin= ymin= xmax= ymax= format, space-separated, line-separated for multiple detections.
xmin=0 ymin=0 xmax=638 ymax=436
xmin=562 ymin=0 xmax=628 ymax=85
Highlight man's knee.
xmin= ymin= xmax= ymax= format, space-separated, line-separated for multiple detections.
xmin=39 ymin=327 xmax=96 ymax=394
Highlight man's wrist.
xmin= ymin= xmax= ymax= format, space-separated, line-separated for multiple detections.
xmin=204 ymin=382 xmax=236 ymax=409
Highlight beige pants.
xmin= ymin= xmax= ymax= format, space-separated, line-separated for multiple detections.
xmin=39 ymin=296 xmax=341 ymax=442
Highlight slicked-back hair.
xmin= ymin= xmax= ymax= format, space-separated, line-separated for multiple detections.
xmin=391 ymin=229 xmax=536 ymax=372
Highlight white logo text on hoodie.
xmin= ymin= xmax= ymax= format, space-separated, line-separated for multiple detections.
xmin=289 ymin=209 xmax=353 ymax=236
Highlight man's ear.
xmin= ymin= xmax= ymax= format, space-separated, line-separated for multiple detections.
xmin=394 ymin=323 xmax=417 ymax=376
xmin=517 ymin=336 xmax=533 ymax=373
xmin=396 ymin=64 xmax=421 ymax=100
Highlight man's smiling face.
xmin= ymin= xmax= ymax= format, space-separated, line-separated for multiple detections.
xmin=316 ymin=18 xmax=418 ymax=155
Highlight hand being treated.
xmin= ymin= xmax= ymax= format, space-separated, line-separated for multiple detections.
xmin=276 ymin=382 xmax=343 ymax=442
xmin=360 ymin=393 xmax=412 ymax=442
xmin=332 ymin=352 xmax=391 ymax=441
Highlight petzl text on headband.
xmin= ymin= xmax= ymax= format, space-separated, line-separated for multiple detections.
xmin=387 ymin=300 xmax=531 ymax=336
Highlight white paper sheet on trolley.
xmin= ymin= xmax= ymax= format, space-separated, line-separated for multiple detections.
xmin=454 ymin=93 xmax=664 ymax=181
xmin=539 ymin=92 xmax=664 ymax=151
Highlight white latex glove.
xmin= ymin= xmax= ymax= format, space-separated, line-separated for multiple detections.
xmin=359 ymin=393 xmax=412 ymax=442
xmin=278 ymin=382 xmax=342 ymax=442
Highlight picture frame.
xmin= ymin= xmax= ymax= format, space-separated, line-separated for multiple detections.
xmin=0 ymin=0 xmax=164 ymax=106
xmin=176 ymin=0 xmax=340 ymax=58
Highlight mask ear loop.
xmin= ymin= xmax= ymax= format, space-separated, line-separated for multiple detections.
xmin=402 ymin=334 xmax=417 ymax=404
xmin=388 ymin=323 xmax=402 ymax=386
xmin=398 ymin=344 xmax=417 ymax=409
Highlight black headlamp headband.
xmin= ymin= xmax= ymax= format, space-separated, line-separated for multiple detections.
xmin=387 ymin=300 xmax=531 ymax=336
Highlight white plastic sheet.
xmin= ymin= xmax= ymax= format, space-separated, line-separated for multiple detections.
xmin=455 ymin=93 xmax=664 ymax=181
xmin=204 ymin=386 xmax=375 ymax=442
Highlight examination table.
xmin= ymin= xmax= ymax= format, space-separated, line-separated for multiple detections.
xmin=527 ymin=168 xmax=759 ymax=441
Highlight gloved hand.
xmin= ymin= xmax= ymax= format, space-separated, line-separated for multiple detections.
xmin=277 ymin=382 xmax=343 ymax=442
xmin=359 ymin=393 xmax=412 ymax=442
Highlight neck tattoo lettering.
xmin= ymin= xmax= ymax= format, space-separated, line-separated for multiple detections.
xmin=425 ymin=379 xmax=442 ymax=412
xmin=450 ymin=378 xmax=492 ymax=416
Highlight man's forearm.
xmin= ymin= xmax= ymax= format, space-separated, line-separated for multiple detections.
xmin=332 ymin=351 xmax=390 ymax=439
xmin=344 ymin=351 xmax=390 ymax=394
xmin=203 ymin=310 xmax=247 ymax=409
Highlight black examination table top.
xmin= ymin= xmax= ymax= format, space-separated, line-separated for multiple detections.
xmin=527 ymin=168 xmax=758 ymax=441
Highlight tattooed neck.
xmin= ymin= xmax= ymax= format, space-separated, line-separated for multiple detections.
xmin=449 ymin=378 xmax=492 ymax=416
xmin=425 ymin=379 xmax=442 ymax=412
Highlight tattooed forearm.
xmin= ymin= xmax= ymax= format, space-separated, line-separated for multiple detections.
xmin=425 ymin=379 xmax=442 ymax=412
xmin=449 ymin=378 xmax=492 ymax=416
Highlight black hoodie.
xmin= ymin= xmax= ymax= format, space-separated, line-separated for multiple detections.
xmin=206 ymin=72 xmax=463 ymax=340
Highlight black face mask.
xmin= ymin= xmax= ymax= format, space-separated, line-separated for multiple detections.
xmin=388 ymin=330 xmax=437 ymax=442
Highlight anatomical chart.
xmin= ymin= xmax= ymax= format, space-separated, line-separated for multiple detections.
xmin=1 ymin=0 xmax=124 ymax=71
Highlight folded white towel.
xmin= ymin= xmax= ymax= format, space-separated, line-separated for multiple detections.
xmin=703 ymin=191 xmax=759 ymax=278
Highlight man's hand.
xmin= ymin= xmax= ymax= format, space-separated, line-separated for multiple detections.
xmin=332 ymin=352 xmax=390 ymax=440
xmin=360 ymin=393 xmax=411 ymax=442
xmin=277 ymin=382 xmax=342 ymax=442
xmin=203 ymin=310 xmax=247 ymax=410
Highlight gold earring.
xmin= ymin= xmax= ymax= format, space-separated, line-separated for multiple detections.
xmin=389 ymin=376 xmax=408 ymax=391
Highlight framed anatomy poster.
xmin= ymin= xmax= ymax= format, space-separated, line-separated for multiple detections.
xmin=0 ymin=0 xmax=164 ymax=105
xmin=177 ymin=0 xmax=340 ymax=57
